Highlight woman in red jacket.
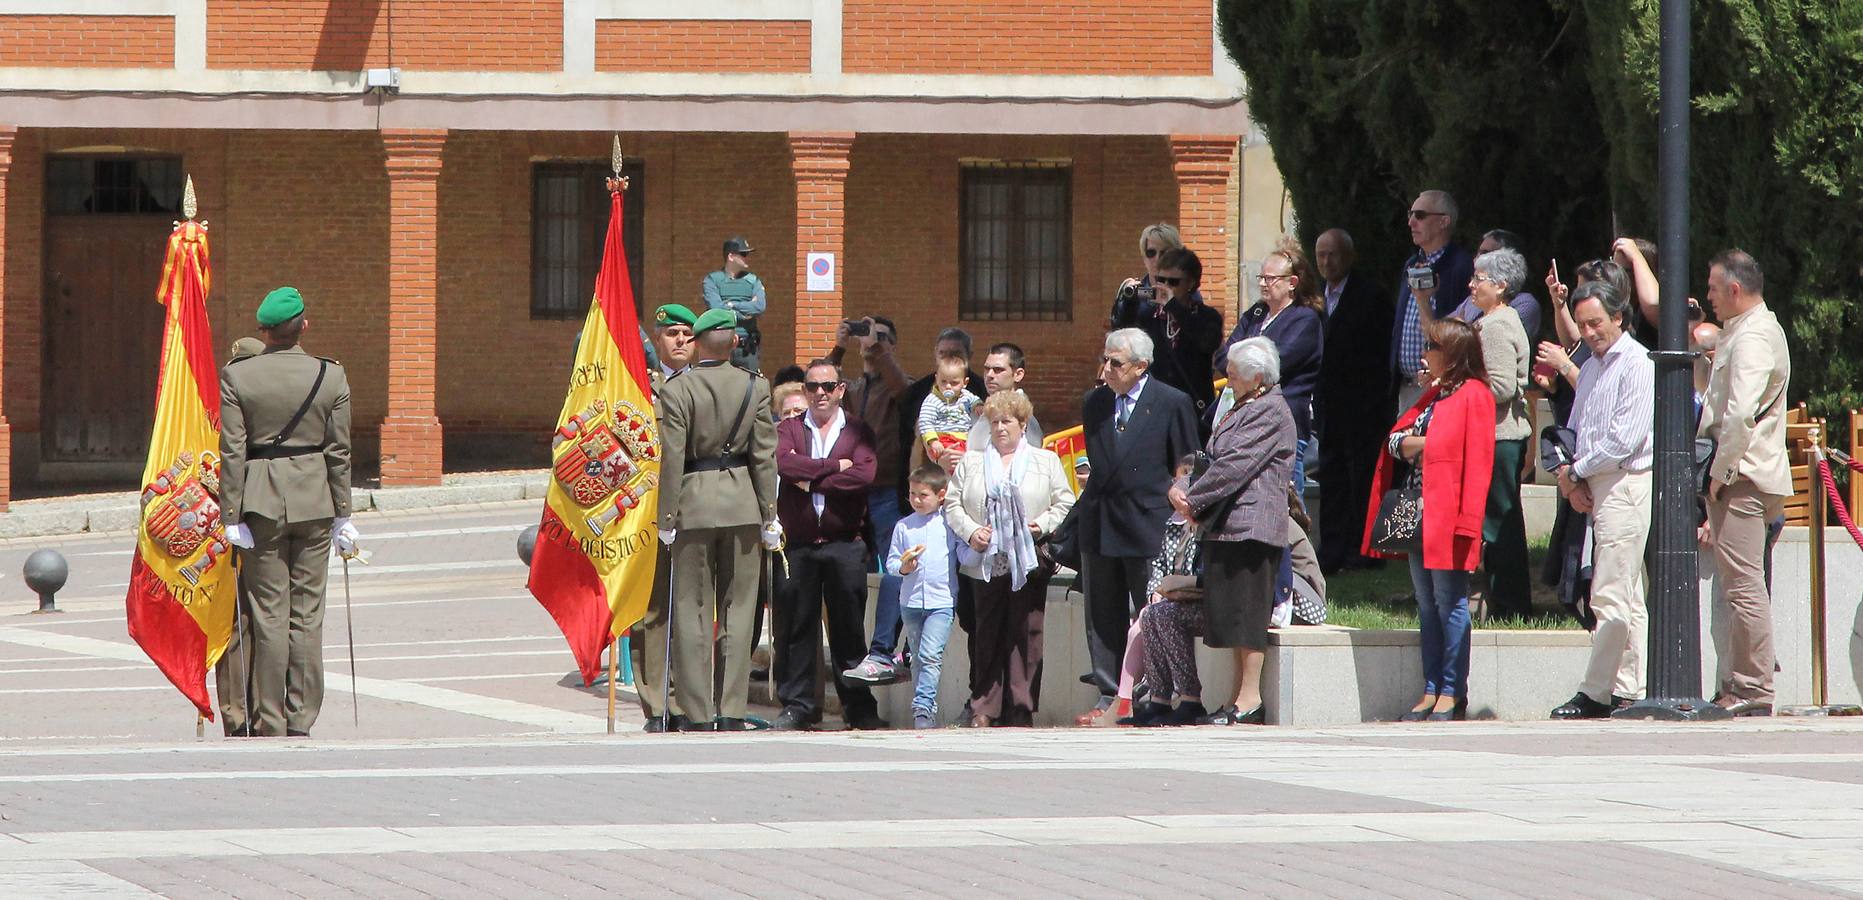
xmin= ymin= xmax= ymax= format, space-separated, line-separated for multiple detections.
xmin=1363 ymin=318 xmax=1496 ymax=721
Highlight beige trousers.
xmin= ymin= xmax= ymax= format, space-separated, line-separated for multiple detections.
xmin=238 ymin=516 xmax=331 ymax=736
xmin=1579 ymin=469 xmax=1651 ymax=704
xmin=627 ymin=542 xmax=672 ymax=718
xmin=669 ymin=525 xmax=760 ymax=722
xmin=1707 ymin=479 xmax=1784 ymax=703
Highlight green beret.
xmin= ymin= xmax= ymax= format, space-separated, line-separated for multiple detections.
xmin=256 ymin=287 xmax=305 ymax=327
xmin=693 ymin=308 xmax=737 ymax=336
xmin=654 ymin=304 xmax=697 ymax=328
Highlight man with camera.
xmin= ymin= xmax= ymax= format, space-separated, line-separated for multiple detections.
xmin=702 ymin=236 xmax=767 ymax=372
xmin=830 ymin=315 xmax=916 ymax=686
xmin=1545 ymin=281 xmax=1653 ymax=719
xmin=1389 ymin=190 xmax=1475 ymax=414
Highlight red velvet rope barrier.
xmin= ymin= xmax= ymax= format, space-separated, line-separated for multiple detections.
xmin=1815 ymin=455 xmax=1863 ymax=550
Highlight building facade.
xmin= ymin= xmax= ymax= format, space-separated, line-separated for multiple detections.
xmin=0 ymin=0 xmax=1287 ymax=504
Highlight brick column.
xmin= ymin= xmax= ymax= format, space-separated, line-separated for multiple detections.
xmin=0 ymin=126 xmax=15 ymax=510
xmin=1170 ymin=135 xmax=1241 ymax=319
xmin=789 ymin=132 xmax=854 ymax=364
xmin=379 ymin=129 xmax=447 ymax=486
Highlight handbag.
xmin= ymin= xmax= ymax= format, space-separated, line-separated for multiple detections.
xmin=1369 ymin=465 xmax=1424 ymax=555
xmin=1037 ymin=503 xmax=1081 ymax=572
xmin=1152 ymin=522 xmax=1204 ymax=600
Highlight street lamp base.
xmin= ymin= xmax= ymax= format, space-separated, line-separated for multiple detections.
xmin=1611 ymin=698 xmax=1734 ymax=721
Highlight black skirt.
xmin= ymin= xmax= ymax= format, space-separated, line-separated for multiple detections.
xmin=1201 ymin=539 xmax=1282 ymax=650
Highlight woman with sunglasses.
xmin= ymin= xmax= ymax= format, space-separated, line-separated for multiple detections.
xmin=1110 ymin=223 xmax=1184 ymax=329
xmin=1364 ymin=318 xmax=1495 ymax=721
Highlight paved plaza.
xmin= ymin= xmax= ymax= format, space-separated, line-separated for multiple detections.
xmin=3 ymin=502 xmax=1862 ymax=898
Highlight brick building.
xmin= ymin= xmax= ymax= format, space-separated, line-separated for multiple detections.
xmin=0 ymin=1 xmax=1288 ymax=505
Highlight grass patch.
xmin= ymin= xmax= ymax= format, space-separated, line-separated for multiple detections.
xmin=1324 ymin=536 xmax=1582 ymax=631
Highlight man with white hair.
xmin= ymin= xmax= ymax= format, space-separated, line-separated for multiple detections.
xmin=1072 ymin=328 xmax=1200 ymax=723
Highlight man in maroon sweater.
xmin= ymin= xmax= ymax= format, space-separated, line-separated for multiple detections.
xmin=771 ymin=359 xmax=886 ymax=730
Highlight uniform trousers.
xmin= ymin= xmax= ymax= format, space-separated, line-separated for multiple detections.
xmin=774 ymin=539 xmax=879 ymax=723
xmin=1579 ymin=469 xmax=1650 ymax=705
xmin=627 ymin=542 xmax=672 ymax=719
xmin=238 ymin=516 xmax=332 ymax=736
xmin=213 ymin=571 xmax=253 ymax=735
xmin=669 ymin=525 xmax=760 ymax=723
xmin=1708 ymin=479 xmax=1785 ymax=703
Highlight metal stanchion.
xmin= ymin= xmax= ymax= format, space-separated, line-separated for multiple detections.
xmin=1783 ymin=439 xmax=1863 ymax=716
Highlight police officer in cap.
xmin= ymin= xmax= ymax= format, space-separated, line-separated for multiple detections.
xmin=656 ymin=308 xmax=780 ymax=731
xmin=702 ymin=237 xmax=766 ymax=372
xmin=219 ymin=287 xmax=357 ymax=737
xmin=634 ymin=303 xmax=697 ymax=731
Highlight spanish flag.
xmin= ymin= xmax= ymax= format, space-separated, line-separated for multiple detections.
xmin=527 ymin=167 xmax=660 ymax=685
xmin=125 ymin=209 xmax=238 ymax=720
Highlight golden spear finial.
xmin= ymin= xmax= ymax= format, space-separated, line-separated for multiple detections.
xmin=607 ymin=136 xmax=629 ymax=193
xmin=181 ymin=175 xmax=198 ymax=220
xmin=612 ymin=135 xmax=624 ymax=177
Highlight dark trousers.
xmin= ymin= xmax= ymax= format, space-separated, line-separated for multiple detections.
xmin=1081 ymin=552 xmax=1150 ymax=700
xmin=955 ymin=573 xmax=978 ymax=696
xmin=1484 ymin=438 xmax=1533 ymax=618
xmin=775 ymin=540 xmax=878 ymax=722
xmin=970 ymin=570 xmax=1050 ymax=723
xmin=1316 ymin=425 xmax=1384 ymax=573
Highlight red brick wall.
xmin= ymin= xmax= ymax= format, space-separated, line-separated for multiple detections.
xmin=1171 ymin=135 xmax=1240 ymax=319
xmin=1 ymin=129 xmax=42 ymax=440
xmin=435 ymin=131 xmax=795 ymax=449
xmin=842 ymin=135 xmax=1181 ymax=431
xmin=0 ymin=15 xmax=175 ymax=68
xmin=208 ymin=1 xmax=561 ymax=71
xmin=596 ymin=20 xmax=811 ymax=72
xmin=842 ymin=0 xmax=1210 ymax=76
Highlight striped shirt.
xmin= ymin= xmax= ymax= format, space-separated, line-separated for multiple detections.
xmin=1569 ymin=331 xmax=1655 ymax=478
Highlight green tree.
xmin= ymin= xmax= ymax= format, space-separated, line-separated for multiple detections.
xmin=1221 ymin=0 xmax=1863 ymax=414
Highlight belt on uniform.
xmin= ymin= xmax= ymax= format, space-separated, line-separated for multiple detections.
xmin=685 ymin=454 xmax=749 ymax=473
xmin=247 ymin=444 xmax=321 ymax=460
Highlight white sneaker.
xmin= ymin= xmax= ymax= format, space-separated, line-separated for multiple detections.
xmin=840 ymin=658 xmax=896 ymax=684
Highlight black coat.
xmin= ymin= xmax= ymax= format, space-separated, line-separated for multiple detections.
xmin=1076 ymin=378 xmax=1200 ymax=559
xmin=1316 ymin=272 xmax=1396 ymax=441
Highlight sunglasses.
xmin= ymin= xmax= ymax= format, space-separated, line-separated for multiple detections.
xmin=1144 ymin=247 xmax=1160 ymax=259
xmin=804 ymin=380 xmax=840 ymax=393
xmin=1099 ymin=356 xmax=1132 ymax=369
xmin=1154 ymin=275 xmax=1183 ymax=287
xmin=1409 ymin=210 xmax=1445 ymax=221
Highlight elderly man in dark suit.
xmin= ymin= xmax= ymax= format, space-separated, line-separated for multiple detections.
xmin=1074 ymin=327 xmax=1201 ymax=723
xmin=771 ymin=359 xmax=886 ymax=732
xmin=1313 ymin=228 xmax=1395 ymax=574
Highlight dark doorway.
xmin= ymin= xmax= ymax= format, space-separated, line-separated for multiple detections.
xmin=41 ymin=155 xmax=181 ymax=473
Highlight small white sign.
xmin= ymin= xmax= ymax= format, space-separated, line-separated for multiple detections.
xmin=806 ymin=252 xmax=835 ymax=292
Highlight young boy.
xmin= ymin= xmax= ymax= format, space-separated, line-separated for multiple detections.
xmin=887 ymin=465 xmax=961 ymax=728
xmin=915 ymin=356 xmax=979 ymax=470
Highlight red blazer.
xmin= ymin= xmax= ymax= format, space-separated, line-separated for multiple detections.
xmin=1362 ymin=379 xmax=1495 ymax=571
xmin=776 ymin=412 xmax=878 ymax=546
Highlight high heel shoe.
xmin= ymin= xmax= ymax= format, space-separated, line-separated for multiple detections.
xmin=1398 ymin=708 xmax=1431 ymax=722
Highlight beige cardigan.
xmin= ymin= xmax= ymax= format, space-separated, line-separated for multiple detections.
xmin=942 ymin=445 xmax=1077 ymax=580
xmin=1476 ymin=304 xmax=1531 ymax=441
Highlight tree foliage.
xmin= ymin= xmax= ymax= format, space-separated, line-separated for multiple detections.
xmin=1220 ymin=0 xmax=1863 ymax=413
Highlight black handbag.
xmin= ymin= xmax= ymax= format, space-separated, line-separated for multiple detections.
xmin=1038 ymin=503 xmax=1081 ymax=572
xmin=1369 ymin=466 xmax=1423 ymax=555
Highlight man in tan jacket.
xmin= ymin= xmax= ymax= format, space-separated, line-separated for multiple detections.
xmin=1697 ymin=250 xmax=1790 ymax=716
xmin=655 ymin=309 xmax=779 ymax=731
xmin=219 ymin=287 xmax=356 ymax=737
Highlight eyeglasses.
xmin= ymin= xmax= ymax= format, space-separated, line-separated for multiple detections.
xmin=1154 ymin=275 xmax=1183 ymax=287
xmin=1099 ymin=356 xmax=1132 ymax=370
xmin=1258 ymin=273 xmax=1294 ymax=284
xmin=804 ymin=381 xmax=840 ymax=393
xmin=1472 ymin=272 xmax=1504 ymax=285
xmin=1408 ymin=210 xmax=1446 ymax=221
xmin=1144 ymin=247 xmax=1160 ymax=259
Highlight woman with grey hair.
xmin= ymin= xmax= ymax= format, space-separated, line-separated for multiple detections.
xmin=1111 ymin=224 xmax=1186 ymax=329
xmin=1467 ymin=248 xmax=1534 ymax=620
xmin=1168 ymin=336 xmax=1295 ymax=725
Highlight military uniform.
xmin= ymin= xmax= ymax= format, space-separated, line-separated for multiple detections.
xmin=219 ymin=288 xmax=353 ymax=737
xmin=702 ymin=237 xmax=766 ymax=372
xmin=656 ymin=312 xmax=777 ymax=727
xmin=213 ymin=336 xmax=268 ymax=735
xmin=629 ymin=305 xmax=695 ymax=726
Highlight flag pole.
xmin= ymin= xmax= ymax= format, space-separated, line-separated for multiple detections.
xmin=606 ymin=633 xmax=619 ymax=734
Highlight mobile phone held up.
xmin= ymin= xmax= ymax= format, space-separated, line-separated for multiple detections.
xmin=1406 ymin=265 xmax=1437 ymax=293
xmin=843 ymin=318 xmax=870 ymax=337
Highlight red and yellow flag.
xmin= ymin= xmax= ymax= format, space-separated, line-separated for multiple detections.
xmin=126 ymin=215 xmax=237 ymax=719
xmin=527 ymin=172 xmax=660 ymax=685
xmin=1043 ymin=425 xmax=1087 ymax=495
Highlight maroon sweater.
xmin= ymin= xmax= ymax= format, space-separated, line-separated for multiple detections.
xmin=776 ymin=411 xmax=878 ymax=546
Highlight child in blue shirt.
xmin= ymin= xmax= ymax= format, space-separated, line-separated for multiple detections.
xmin=887 ymin=465 xmax=961 ymax=728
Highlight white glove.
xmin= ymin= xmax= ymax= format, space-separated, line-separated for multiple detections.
xmin=333 ymin=516 xmax=362 ymax=557
xmin=761 ymin=520 xmax=784 ymax=551
xmin=225 ymin=522 xmax=254 ymax=550
xmin=659 ymin=528 xmax=678 ymax=547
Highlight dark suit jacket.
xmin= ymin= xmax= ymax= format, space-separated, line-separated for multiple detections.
xmin=1076 ymin=378 xmax=1200 ymax=559
xmin=776 ymin=411 xmax=878 ymax=546
xmin=1317 ymin=272 xmax=1395 ymax=441
xmin=1224 ymin=303 xmax=1324 ymax=441
xmin=1388 ymin=241 xmax=1475 ymax=378
xmin=1187 ymin=386 xmax=1295 ymax=545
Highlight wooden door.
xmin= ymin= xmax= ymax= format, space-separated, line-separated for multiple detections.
xmin=42 ymin=216 xmax=169 ymax=465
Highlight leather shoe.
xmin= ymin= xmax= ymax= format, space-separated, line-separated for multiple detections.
xmin=641 ymin=715 xmax=670 ymax=733
xmin=1198 ymin=703 xmax=1265 ymax=726
xmin=677 ymin=718 xmax=718 ymax=732
xmin=770 ymin=709 xmax=812 ymax=731
xmin=1551 ymin=692 xmax=1614 ymax=720
xmin=845 ymin=712 xmax=889 ymax=731
xmin=286 ymin=729 xmax=310 ymax=737
xmin=1721 ymin=698 xmax=1774 ymax=717
xmin=1119 ymin=701 xmax=1171 ymax=727
xmin=1165 ymin=701 xmax=1209 ymax=726
xmin=224 ymin=725 xmax=252 ymax=738
xmin=714 ymin=717 xmax=755 ymax=732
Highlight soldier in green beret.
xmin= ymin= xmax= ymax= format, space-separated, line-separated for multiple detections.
xmin=654 ymin=308 xmax=779 ymax=730
xmin=218 ymin=286 xmax=356 ymax=738
xmin=632 ymin=302 xmax=699 ymax=731
xmin=702 ymin=237 xmax=766 ymax=373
